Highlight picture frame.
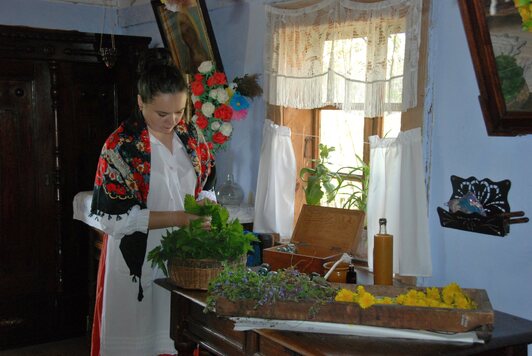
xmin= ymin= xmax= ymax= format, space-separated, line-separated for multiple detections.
xmin=151 ymin=0 xmax=224 ymax=75
xmin=459 ymin=0 xmax=532 ymax=136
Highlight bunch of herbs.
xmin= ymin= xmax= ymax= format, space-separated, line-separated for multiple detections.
xmin=147 ymin=195 xmax=258 ymax=276
xmin=206 ymin=266 xmax=339 ymax=316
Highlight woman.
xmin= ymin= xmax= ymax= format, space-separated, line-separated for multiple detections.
xmin=89 ymin=49 xmax=215 ymax=356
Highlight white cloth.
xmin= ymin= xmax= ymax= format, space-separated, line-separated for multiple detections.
xmin=231 ymin=317 xmax=483 ymax=344
xmin=99 ymin=132 xmax=196 ymax=356
xmin=366 ymin=128 xmax=431 ymax=277
xmin=265 ymin=0 xmax=422 ymax=116
xmin=253 ymin=119 xmax=296 ymax=241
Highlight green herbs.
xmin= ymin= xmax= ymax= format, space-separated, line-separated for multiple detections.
xmin=299 ymin=144 xmax=339 ymax=205
xmin=333 ymin=154 xmax=370 ymax=212
xmin=206 ymin=266 xmax=339 ymax=315
xmin=147 ymin=195 xmax=258 ymax=276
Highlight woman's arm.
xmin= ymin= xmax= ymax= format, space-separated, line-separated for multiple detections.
xmin=148 ymin=211 xmax=207 ymax=229
xmin=94 ymin=206 xmax=209 ymax=239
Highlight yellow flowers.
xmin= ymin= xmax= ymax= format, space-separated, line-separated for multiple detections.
xmin=514 ymin=0 xmax=532 ymax=32
xmin=335 ymin=282 xmax=477 ymax=310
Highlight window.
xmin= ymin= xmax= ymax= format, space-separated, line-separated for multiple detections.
xmin=266 ymin=0 xmax=430 ymax=229
xmin=318 ymin=109 xmax=401 ymax=209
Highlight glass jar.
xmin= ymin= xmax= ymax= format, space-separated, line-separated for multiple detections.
xmin=216 ymin=174 xmax=244 ymax=206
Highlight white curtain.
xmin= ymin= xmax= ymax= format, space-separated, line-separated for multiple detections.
xmin=265 ymin=0 xmax=422 ymax=116
xmin=366 ymin=128 xmax=431 ymax=277
xmin=254 ymin=119 xmax=297 ymax=241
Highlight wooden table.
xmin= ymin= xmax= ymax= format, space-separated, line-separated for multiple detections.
xmin=155 ymin=279 xmax=532 ymax=356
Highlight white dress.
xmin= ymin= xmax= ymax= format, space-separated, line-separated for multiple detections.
xmin=97 ymin=132 xmax=196 ymax=356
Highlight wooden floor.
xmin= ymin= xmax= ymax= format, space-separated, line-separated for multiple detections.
xmin=0 ymin=337 xmax=89 ymax=356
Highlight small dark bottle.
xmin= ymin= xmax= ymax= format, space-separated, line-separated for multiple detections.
xmin=346 ymin=264 xmax=357 ymax=284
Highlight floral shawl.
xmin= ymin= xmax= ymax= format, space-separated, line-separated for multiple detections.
xmin=90 ymin=110 xmax=214 ymax=301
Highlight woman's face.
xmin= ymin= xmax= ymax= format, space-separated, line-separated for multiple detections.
xmin=138 ymin=91 xmax=187 ymax=135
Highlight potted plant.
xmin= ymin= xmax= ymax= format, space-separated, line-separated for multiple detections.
xmin=299 ymin=144 xmax=340 ymax=205
xmin=147 ymin=194 xmax=258 ymax=290
xmin=333 ymin=154 xmax=370 ymax=212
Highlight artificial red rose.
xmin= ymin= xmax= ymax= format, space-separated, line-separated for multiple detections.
xmin=190 ymin=80 xmax=205 ymax=96
xmin=194 ymin=73 xmax=204 ymax=82
xmin=194 ymin=100 xmax=202 ymax=110
xmin=207 ymin=72 xmax=227 ymax=87
xmin=196 ymin=115 xmax=208 ymax=129
xmin=214 ymin=104 xmax=233 ymax=121
xmin=212 ymin=132 xmax=227 ymax=144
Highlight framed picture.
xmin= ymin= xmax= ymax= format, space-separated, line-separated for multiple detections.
xmin=151 ymin=0 xmax=224 ymax=75
xmin=459 ymin=0 xmax=532 ymax=136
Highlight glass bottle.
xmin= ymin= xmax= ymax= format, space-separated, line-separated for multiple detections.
xmin=373 ymin=218 xmax=393 ymax=285
xmin=216 ymin=174 xmax=244 ymax=206
xmin=346 ymin=263 xmax=357 ymax=284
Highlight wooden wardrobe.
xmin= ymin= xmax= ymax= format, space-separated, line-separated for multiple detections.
xmin=0 ymin=25 xmax=149 ymax=349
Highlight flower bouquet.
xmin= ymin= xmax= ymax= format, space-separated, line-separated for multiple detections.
xmin=189 ymin=60 xmax=261 ymax=154
xmin=147 ymin=195 xmax=258 ymax=290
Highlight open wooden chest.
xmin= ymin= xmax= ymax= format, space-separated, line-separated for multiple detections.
xmin=262 ymin=205 xmax=365 ymax=275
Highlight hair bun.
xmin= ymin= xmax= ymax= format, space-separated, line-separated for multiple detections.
xmin=137 ymin=48 xmax=175 ymax=74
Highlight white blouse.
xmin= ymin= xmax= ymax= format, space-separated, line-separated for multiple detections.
xmin=97 ymin=132 xmax=198 ymax=356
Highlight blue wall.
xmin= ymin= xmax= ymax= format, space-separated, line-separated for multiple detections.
xmin=425 ymin=0 xmax=532 ymax=327
xmin=203 ymin=1 xmax=265 ymax=204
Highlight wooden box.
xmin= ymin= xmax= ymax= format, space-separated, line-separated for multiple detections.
xmin=262 ymin=205 xmax=365 ymax=275
xmin=214 ymin=284 xmax=495 ymax=340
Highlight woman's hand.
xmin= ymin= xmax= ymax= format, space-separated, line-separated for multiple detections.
xmin=196 ymin=197 xmax=217 ymax=206
xmin=176 ymin=211 xmax=211 ymax=230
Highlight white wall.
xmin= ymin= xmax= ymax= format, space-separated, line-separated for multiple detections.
xmin=425 ymin=0 xmax=532 ymax=328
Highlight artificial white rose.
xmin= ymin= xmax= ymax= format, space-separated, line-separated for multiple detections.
xmin=198 ymin=61 xmax=213 ymax=74
xmin=210 ymin=121 xmax=221 ymax=131
xmin=201 ymin=102 xmax=215 ymax=117
xmin=191 ymin=95 xmax=199 ymax=103
xmin=191 ymin=114 xmax=198 ymax=123
xmin=215 ymin=88 xmax=229 ymax=103
xmin=220 ymin=122 xmax=233 ymax=136
xmin=209 ymin=90 xmax=218 ymax=100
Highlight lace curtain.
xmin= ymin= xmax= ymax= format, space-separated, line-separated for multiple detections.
xmin=265 ymin=0 xmax=422 ymax=117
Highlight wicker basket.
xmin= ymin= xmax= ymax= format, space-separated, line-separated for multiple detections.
xmin=168 ymin=257 xmax=243 ymax=290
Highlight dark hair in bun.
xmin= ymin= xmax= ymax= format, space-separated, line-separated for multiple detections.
xmin=137 ymin=48 xmax=187 ymax=103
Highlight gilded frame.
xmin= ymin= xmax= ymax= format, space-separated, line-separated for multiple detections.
xmin=151 ymin=0 xmax=224 ymax=75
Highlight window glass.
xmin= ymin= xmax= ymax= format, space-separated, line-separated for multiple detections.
xmin=383 ymin=111 xmax=402 ymax=138
xmin=319 ymin=109 xmax=364 ymax=172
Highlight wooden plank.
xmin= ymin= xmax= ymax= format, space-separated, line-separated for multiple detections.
xmin=214 ymin=285 xmax=494 ymax=338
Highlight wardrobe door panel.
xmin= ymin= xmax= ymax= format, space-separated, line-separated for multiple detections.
xmin=0 ymin=60 xmax=56 ymax=348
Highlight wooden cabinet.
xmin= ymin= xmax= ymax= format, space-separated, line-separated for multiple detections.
xmin=0 ymin=25 xmax=149 ymax=349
